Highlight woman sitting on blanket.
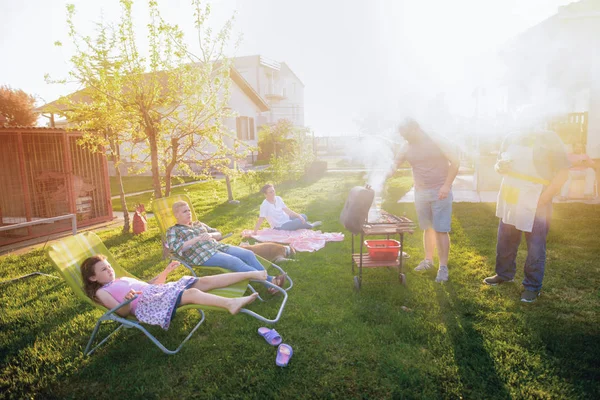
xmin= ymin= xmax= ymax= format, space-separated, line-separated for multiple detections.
xmin=81 ymin=254 xmax=262 ymax=330
xmin=253 ymin=183 xmax=322 ymax=235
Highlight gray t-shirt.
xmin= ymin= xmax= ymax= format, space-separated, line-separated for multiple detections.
xmin=498 ymin=130 xmax=569 ymax=181
xmin=404 ymin=135 xmax=453 ymax=190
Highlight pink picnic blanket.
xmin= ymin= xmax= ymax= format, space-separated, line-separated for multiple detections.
xmin=242 ymin=229 xmax=345 ymax=252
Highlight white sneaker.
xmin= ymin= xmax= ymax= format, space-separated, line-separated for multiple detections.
xmin=414 ymin=259 xmax=433 ymax=271
xmin=311 ymin=221 xmax=322 ymax=228
xmin=435 ymin=266 xmax=449 ymax=283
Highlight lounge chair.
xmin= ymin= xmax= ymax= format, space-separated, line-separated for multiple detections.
xmin=153 ymin=194 xmax=293 ymax=293
xmin=46 ymin=231 xmax=287 ymax=356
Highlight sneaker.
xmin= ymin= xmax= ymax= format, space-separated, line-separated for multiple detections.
xmin=483 ymin=275 xmax=514 ymax=286
xmin=435 ymin=266 xmax=448 ymax=283
xmin=414 ymin=259 xmax=433 ymax=271
xmin=310 ymin=221 xmax=322 ymax=228
xmin=521 ymin=290 xmax=540 ymax=303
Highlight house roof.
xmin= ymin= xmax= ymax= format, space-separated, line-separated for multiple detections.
xmin=229 ymin=67 xmax=270 ymax=112
xmin=0 ymin=126 xmax=65 ymax=131
xmin=0 ymin=126 xmax=80 ymax=135
xmin=234 ymin=55 xmax=305 ymax=87
xmin=280 ymin=62 xmax=305 ymax=87
xmin=36 ymin=65 xmax=269 ymax=114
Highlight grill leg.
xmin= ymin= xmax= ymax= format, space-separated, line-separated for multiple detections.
xmin=351 ymin=233 xmax=355 ymax=273
xmin=399 ymin=233 xmax=406 ymax=285
xmin=358 ymin=232 xmax=364 ymax=288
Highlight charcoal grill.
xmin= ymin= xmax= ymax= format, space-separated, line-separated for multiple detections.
xmin=351 ymin=210 xmax=416 ymax=290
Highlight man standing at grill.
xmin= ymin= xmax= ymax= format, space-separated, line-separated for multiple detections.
xmin=396 ymin=119 xmax=459 ymax=283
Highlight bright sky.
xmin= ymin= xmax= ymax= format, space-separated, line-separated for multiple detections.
xmin=0 ymin=0 xmax=574 ymax=136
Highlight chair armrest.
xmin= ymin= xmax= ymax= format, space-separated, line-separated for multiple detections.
xmin=102 ymin=295 xmax=138 ymax=318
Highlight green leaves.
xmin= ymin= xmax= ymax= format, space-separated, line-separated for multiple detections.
xmin=50 ymin=0 xmax=240 ymax=199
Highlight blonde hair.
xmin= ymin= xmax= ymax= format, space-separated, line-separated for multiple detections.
xmin=172 ymin=201 xmax=189 ymax=214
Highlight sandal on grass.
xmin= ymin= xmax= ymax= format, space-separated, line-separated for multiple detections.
xmin=273 ymin=274 xmax=287 ymax=288
xmin=276 ymin=343 xmax=293 ymax=367
xmin=267 ymin=274 xmax=286 ymax=295
xmin=257 ymin=327 xmax=282 ymax=346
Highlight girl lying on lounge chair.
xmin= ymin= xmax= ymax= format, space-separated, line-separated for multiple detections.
xmin=81 ymin=255 xmax=263 ymax=330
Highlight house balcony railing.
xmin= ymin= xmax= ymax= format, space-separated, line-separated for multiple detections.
xmin=264 ymin=86 xmax=287 ymax=100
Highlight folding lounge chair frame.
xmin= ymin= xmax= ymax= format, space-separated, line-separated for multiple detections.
xmin=46 ymin=232 xmax=288 ymax=356
xmin=153 ymin=194 xmax=293 ymax=294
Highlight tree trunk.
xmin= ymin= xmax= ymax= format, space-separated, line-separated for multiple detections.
xmin=110 ymin=143 xmax=130 ymax=233
xmin=225 ymin=155 xmax=235 ymax=201
xmin=165 ymin=164 xmax=175 ymax=197
xmin=116 ymin=168 xmax=130 ymax=234
xmin=225 ymin=174 xmax=234 ymax=201
xmin=147 ymin=128 xmax=163 ymax=199
xmin=164 ymin=138 xmax=179 ymax=197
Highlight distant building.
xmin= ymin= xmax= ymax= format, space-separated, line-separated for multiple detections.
xmin=498 ymin=0 xmax=600 ymax=157
xmin=234 ymin=55 xmax=305 ymax=128
xmin=38 ymin=56 xmax=306 ymax=174
xmin=37 ymin=65 xmax=270 ymax=174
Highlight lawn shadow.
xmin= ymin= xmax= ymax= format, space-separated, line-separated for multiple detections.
xmin=518 ymin=204 xmax=600 ymax=397
xmin=0 ymin=281 xmax=91 ymax=367
xmin=522 ymin=305 xmax=600 ymax=397
xmin=435 ymin=283 xmax=511 ymax=399
xmin=451 ymin=202 xmax=600 ymax=398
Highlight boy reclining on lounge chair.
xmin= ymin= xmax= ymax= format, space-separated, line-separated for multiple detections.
xmin=166 ymin=201 xmax=286 ymax=293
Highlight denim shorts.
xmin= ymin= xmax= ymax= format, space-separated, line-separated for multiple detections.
xmin=414 ymin=188 xmax=453 ymax=232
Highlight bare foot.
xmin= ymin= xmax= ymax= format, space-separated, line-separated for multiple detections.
xmin=251 ymin=270 xmax=268 ymax=281
xmin=228 ymin=292 xmax=259 ymax=315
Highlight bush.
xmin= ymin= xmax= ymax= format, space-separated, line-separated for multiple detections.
xmin=304 ymin=160 xmax=327 ymax=181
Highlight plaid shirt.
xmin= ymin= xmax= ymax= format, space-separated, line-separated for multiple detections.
xmin=166 ymin=222 xmax=229 ymax=266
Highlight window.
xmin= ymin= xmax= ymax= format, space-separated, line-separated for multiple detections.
xmin=236 ymin=116 xmax=248 ymax=140
xmin=249 ymin=117 xmax=255 ymax=140
xmin=236 ymin=117 xmax=255 ymax=140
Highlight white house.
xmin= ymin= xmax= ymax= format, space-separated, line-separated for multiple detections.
xmin=233 ymin=55 xmax=305 ymax=128
xmin=37 ymin=65 xmax=270 ymax=174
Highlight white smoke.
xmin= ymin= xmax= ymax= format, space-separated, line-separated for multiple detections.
xmin=339 ymin=3 xmax=599 ymax=191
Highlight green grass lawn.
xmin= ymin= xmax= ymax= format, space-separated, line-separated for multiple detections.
xmin=111 ymin=178 xmax=226 ymax=213
xmin=1 ymin=172 xmax=599 ymax=399
xmin=109 ymin=176 xmax=198 ymax=197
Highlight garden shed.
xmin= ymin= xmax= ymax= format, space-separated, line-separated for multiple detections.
xmin=0 ymin=127 xmax=113 ymax=247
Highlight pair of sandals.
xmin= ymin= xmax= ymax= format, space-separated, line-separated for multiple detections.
xmin=258 ymin=327 xmax=293 ymax=367
xmin=267 ymin=274 xmax=287 ymax=295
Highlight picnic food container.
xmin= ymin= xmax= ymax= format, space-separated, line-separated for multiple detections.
xmin=364 ymin=239 xmax=401 ymax=261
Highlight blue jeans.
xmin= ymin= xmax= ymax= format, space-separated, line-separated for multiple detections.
xmin=276 ymin=214 xmax=312 ymax=231
xmin=495 ymin=203 xmax=552 ymax=291
xmin=203 ymin=246 xmax=273 ymax=282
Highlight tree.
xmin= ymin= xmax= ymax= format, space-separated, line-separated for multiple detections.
xmin=47 ymin=11 xmax=134 ymax=233
xmin=50 ymin=0 xmax=244 ymax=201
xmin=257 ymin=119 xmax=297 ymax=160
xmin=0 ymin=86 xmax=37 ymax=126
xmin=257 ymin=119 xmax=314 ymax=183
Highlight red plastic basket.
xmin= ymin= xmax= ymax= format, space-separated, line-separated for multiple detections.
xmin=364 ymin=239 xmax=401 ymax=261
